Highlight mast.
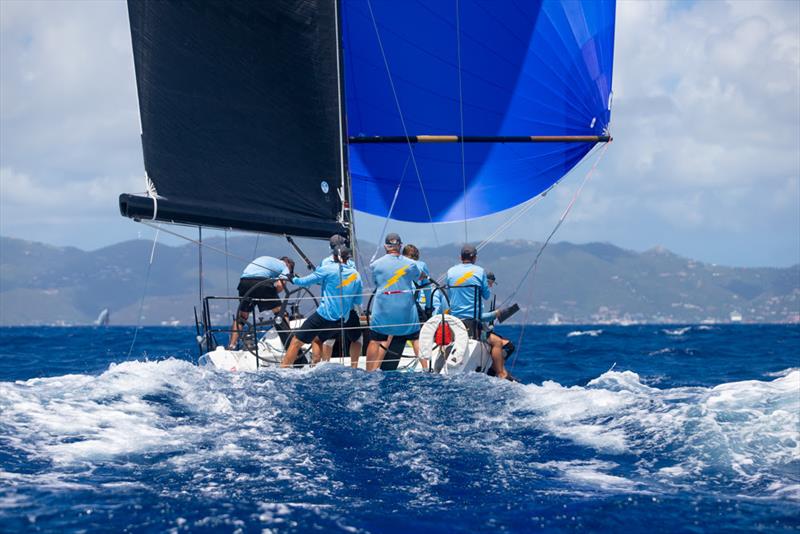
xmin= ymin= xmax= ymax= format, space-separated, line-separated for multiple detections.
xmin=334 ymin=0 xmax=358 ymax=259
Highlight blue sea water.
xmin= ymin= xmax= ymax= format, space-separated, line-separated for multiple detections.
xmin=0 ymin=324 xmax=798 ymax=532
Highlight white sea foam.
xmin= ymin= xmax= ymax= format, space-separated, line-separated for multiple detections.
xmin=514 ymin=370 xmax=800 ymax=497
xmin=663 ymin=327 xmax=691 ymax=336
xmin=764 ymin=367 xmax=800 ymax=378
xmin=531 ymin=460 xmax=635 ymax=490
xmin=1 ymin=359 xmax=798 ymax=503
xmin=566 ymin=329 xmax=603 ymax=338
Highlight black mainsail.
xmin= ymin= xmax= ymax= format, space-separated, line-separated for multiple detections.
xmin=120 ymin=0 xmax=347 ymax=238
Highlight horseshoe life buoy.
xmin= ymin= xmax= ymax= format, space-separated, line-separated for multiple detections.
xmin=419 ymin=314 xmax=469 ymax=373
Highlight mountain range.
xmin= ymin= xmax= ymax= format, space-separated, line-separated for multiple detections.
xmin=1 ymin=235 xmax=797 ymax=326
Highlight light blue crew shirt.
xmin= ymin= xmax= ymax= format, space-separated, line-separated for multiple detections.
xmin=370 ymin=253 xmax=421 ymax=336
xmin=292 ymin=262 xmax=362 ymax=322
xmin=431 ymin=285 xmax=498 ymax=322
xmin=443 ymin=262 xmax=491 ymax=320
xmin=241 ymin=256 xmax=290 ymax=279
xmin=320 ymin=254 xmax=356 ymax=268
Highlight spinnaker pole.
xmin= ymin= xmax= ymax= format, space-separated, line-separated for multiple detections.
xmin=349 ymin=135 xmax=612 ymax=144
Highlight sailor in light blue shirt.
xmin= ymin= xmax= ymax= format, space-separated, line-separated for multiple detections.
xmin=443 ymin=244 xmax=510 ymax=380
xmin=291 ymin=261 xmax=362 ymax=322
xmin=241 ymin=256 xmax=291 ymax=279
xmin=366 ymin=233 xmax=422 ymax=371
xmin=401 ymin=244 xmax=432 ymax=316
xmin=228 ymin=255 xmax=295 ymax=350
xmin=432 ymin=269 xmax=498 ymax=323
xmin=281 ymin=247 xmax=363 ymax=368
xmin=445 ymin=250 xmax=491 ymax=321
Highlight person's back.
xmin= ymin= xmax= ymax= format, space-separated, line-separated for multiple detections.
xmin=228 ymin=255 xmax=294 ymax=349
xmin=293 ymin=261 xmax=362 ymax=321
xmin=281 ymin=249 xmax=363 ymax=368
xmin=370 ymin=253 xmax=420 ymax=336
xmin=241 ymin=256 xmax=291 ymax=279
xmin=445 ymin=263 xmax=490 ymax=320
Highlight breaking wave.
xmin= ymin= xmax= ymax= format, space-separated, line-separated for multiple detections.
xmin=1 ymin=360 xmax=797 ymax=510
xmin=567 ymin=329 xmax=603 ymax=337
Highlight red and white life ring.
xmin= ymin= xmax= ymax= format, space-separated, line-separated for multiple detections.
xmin=419 ymin=314 xmax=469 ymax=372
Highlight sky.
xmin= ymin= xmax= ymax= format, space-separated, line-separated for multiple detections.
xmin=0 ymin=0 xmax=798 ymax=268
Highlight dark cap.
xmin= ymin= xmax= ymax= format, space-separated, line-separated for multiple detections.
xmin=460 ymin=243 xmax=477 ymax=258
xmin=487 ymin=271 xmax=496 ymax=282
xmin=329 ymin=234 xmax=347 ymax=249
xmin=385 ymin=233 xmax=402 ymax=246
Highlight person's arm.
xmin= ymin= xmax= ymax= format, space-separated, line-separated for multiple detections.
xmin=481 ymin=309 xmax=498 ymax=322
xmin=432 ymin=290 xmax=443 ymax=315
xmin=292 ymin=268 xmax=324 ymax=287
xmin=420 ymin=262 xmax=431 ymax=284
xmin=480 ymin=272 xmax=491 ymax=300
xmin=409 ymin=262 xmax=422 ymax=283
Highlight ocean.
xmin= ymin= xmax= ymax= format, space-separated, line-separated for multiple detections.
xmin=0 ymin=325 xmax=798 ymax=532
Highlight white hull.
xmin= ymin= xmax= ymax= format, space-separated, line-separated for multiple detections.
xmin=199 ymin=315 xmax=496 ymax=375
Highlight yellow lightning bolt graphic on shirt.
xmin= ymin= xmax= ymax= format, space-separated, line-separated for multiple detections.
xmin=382 ymin=265 xmax=411 ymax=290
xmin=453 ymin=270 xmax=475 ymax=286
xmin=337 ymin=272 xmax=359 ymax=288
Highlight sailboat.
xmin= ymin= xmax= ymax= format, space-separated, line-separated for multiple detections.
xmin=118 ymin=0 xmax=615 ymax=373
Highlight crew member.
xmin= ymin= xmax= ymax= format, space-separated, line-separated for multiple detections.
xmin=280 ymin=247 xmax=362 ymax=368
xmin=479 ymin=271 xmax=514 ymax=363
xmin=321 ymin=234 xmax=361 ymax=367
xmin=481 ymin=271 xmax=498 ymax=322
xmin=228 ymin=255 xmax=295 ymax=349
xmin=402 ymin=244 xmax=431 ymax=369
xmin=402 ymin=244 xmax=432 ymax=318
xmin=443 ymin=244 xmax=510 ymax=380
xmin=366 ymin=233 xmax=422 ymax=371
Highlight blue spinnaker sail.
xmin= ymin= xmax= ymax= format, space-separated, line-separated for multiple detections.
xmin=342 ymin=0 xmax=615 ymax=223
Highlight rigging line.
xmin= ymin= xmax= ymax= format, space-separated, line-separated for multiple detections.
xmin=365 ymin=0 xmax=440 ymax=248
xmin=126 ymin=226 xmax=160 ymax=360
xmin=509 ymin=142 xmax=611 ymax=369
xmin=224 ymin=230 xmax=231 ymax=317
xmin=135 ymin=220 xmax=276 ymax=274
xmin=475 ymin=142 xmax=603 ymax=254
xmin=198 ymin=227 xmax=204 ymax=306
xmin=456 ymin=0 xmax=467 ymax=243
xmin=252 ymin=234 xmax=260 ymax=258
xmin=476 ymin=192 xmax=547 ymax=253
xmin=505 ymin=142 xmax=609 ymax=304
xmin=371 ymin=155 xmax=412 ymax=263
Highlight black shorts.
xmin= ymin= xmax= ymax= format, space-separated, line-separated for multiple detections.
xmin=369 ymin=329 xmax=419 ymax=343
xmin=417 ymin=306 xmax=431 ymax=324
xmin=237 ymin=277 xmax=280 ymax=313
xmin=343 ymin=309 xmax=364 ymax=343
xmin=295 ymin=311 xmax=358 ymax=344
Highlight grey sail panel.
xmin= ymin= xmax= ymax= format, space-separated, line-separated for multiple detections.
xmin=121 ymin=0 xmax=345 ymax=238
